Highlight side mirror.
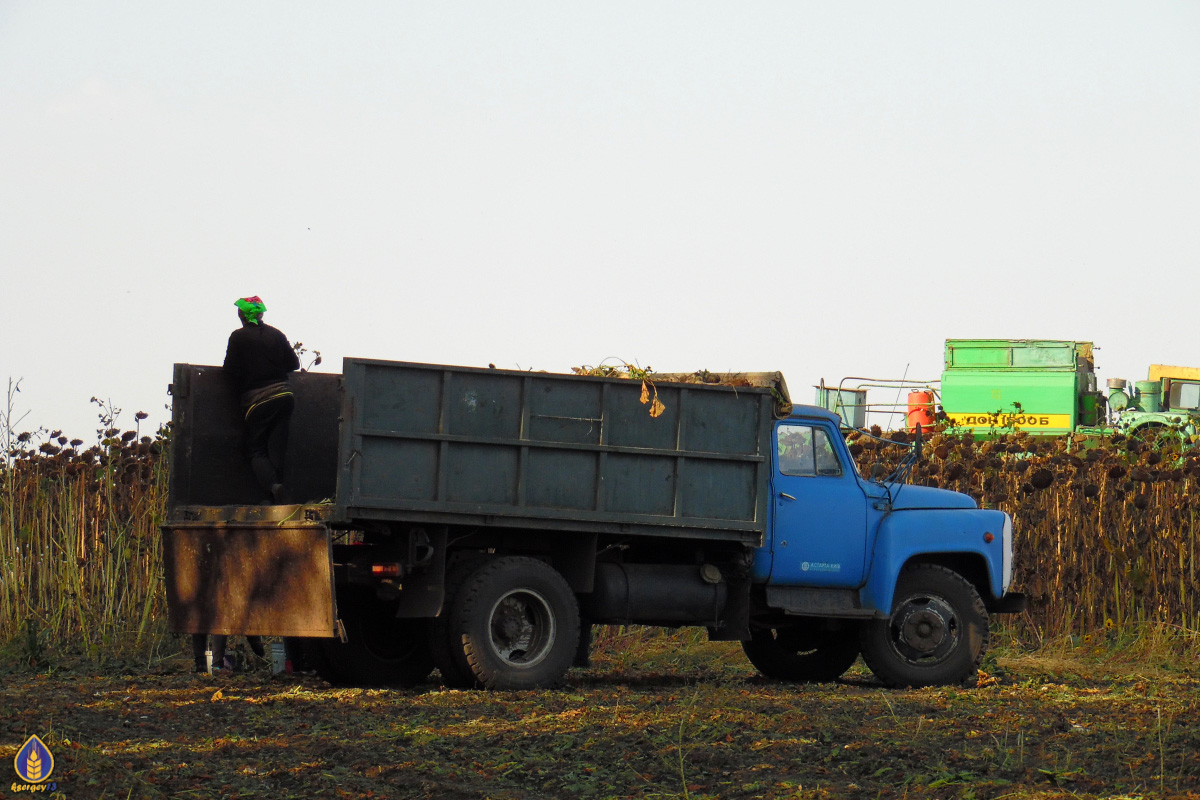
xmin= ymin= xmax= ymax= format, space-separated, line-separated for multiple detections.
xmin=871 ymin=463 xmax=887 ymax=480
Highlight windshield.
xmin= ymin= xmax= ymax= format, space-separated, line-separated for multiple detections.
xmin=1169 ymin=381 xmax=1200 ymax=411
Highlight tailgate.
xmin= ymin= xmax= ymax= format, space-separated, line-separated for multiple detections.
xmin=162 ymin=505 xmax=338 ymax=637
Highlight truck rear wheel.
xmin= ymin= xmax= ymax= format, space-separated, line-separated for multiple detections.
xmin=742 ymin=623 xmax=860 ymax=682
xmin=313 ymin=592 xmax=435 ymax=687
xmin=446 ymin=557 xmax=580 ymax=690
xmin=430 ymin=560 xmax=485 ymax=689
xmin=859 ymin=564 xmax=988 ymax=688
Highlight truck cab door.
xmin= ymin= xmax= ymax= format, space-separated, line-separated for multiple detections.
xmin=767 ymin=421 xmax=868 ymax=587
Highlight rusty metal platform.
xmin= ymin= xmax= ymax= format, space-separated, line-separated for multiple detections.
xmin=163 ymin=504 xmax=337 ymax=637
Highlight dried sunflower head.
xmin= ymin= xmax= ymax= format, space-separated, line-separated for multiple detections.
xmin=1030 ymin=468 xmax=1054 ymax=490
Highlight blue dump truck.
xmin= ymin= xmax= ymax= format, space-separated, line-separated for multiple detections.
xmin=163 ymin=358 xmax=1025 ymax=690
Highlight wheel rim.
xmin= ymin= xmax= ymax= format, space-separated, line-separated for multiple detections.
xmin=888 ymin=593 xmax=960 ymax=665
xmin=487 ymin=588 xmax=556 ymax=668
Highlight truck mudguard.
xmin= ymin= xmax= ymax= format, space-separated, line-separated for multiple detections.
xmin=862 ymin=507 xmax=1011 ymax=614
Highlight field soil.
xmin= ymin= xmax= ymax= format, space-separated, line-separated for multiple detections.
xmin=2 ymin=631 xmax=1198 ymax=800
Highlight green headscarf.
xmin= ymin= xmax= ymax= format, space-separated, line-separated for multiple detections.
xmin=235 ymin=296 xmax=266 ymax=325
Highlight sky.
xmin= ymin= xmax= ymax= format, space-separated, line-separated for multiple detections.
xmin=2 ymin=2 xmax=1198 ymax=442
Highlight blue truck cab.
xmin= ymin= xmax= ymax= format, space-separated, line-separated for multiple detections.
xmin=744 ymin=405 xmax=1023 ymax=687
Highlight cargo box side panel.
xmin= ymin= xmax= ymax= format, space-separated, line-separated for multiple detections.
xmin=944 ymin=340 xmax=1087 ymax=370
xmin=337 ymin=359 xmax=772 ymax=541
xmin=163 ymin=521 xmax=337 ymax=637
xmin=168 ymin=364 xmax=342 ymax=506
xmin=604 ymin=381 xmax=680 ymax=450
xmin=942 ymin=370 xmax=1080 ymax=434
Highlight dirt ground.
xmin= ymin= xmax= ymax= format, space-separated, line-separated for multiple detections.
xmin=2 ymin=631 xmax=1198 ymax=800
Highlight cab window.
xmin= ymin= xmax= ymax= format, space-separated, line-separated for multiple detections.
xmin=778 ymin=424 xmax=843 ymax=477
xmin=1169 ymin=381 xmax=1200 ymax=410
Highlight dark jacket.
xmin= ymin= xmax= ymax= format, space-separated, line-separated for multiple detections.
xmin=223 ymin=323 xmax=300 ymax=395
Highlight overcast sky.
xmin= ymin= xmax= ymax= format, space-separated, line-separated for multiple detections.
xmin=2 ymin=2 xmax=1198 ymax=441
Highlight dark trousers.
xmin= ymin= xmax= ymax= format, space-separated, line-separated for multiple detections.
xmin=192 ymin=633 xmax=265 ymax=671
xmin=192 ymin=633 xmax=229 ymax=671
xmin=244 ymin=394 xmax=295 ymax=498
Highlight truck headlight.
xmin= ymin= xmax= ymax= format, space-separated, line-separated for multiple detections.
xmin=1002 ymin=513 xmax=1013 ymax=592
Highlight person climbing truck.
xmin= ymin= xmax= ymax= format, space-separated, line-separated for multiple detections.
xmin=222 ymin=295 xmax=300 ymax=504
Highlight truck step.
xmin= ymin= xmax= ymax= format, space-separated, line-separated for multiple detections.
xmin=766 ymin=586 xmax=879 ymax=618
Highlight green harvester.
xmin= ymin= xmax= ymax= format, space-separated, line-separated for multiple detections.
xmin=940 ymin=339 xmax=1105 ymax=438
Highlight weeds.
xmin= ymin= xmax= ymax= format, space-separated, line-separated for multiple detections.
xmin=571 ymin=360 xmax=666 ymax=417
xmin=1 ymin=393 xmax=170 ymax=663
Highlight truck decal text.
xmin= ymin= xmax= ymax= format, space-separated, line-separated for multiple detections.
xmin=947 ymin=413 xmax=1071 ymax=430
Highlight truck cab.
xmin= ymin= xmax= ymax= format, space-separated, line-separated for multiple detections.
xmin=744 ymin=406 xmax=1022 ymax=687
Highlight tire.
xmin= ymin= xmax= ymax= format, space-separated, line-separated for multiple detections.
xmin=742 ymin=622 xmax=861 ymax=682
xmin=859 ymin=564 xmax=989 ymax=688
xmin=1130 ymin=424 xmax=1185 ymax=449
xmin=430 ymin=561 xmax=484 ymax=689
xmin=312 ymin=592 xmax=435 ymax=687
xmin=446 ymin=556 xmax=580 ymax=690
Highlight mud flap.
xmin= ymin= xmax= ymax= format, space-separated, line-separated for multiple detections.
xmin=987 ymin=591 xmax=1028 ymax=615
xmin=163 ymin=506 xmax=338 ymax=637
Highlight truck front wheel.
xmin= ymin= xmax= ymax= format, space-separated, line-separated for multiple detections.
xmin=447 ymin=557 xmax=580 ymax=690
xmin=859 ymin=564 xmax=989 ymax=688
xmin=742 ymin=622 xmax=860 ymax=682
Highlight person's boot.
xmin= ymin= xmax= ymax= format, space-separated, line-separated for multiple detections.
xmin=192 ymin=634 xmax=209 ymax=673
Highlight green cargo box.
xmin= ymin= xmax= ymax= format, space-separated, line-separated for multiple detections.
xmin=941 ymin=339 xmax=1100 ymax=436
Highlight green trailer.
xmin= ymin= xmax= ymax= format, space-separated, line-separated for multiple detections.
xmin=940 ymin=339 xmax=1105 ymax=437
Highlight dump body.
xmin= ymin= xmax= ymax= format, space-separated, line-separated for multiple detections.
xmin=166 ymin=360 xmax=779 ymax=543
xmin=163 ymin=361 xmax=780 ymax=633
xmin=332 ymin=359 xmax=777 ymax=542
xmin=941 ymin=339 xmax=1102 ymax=436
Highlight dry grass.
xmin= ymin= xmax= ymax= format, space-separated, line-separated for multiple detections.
xmin=2 ymin=627 xmax=1197 ymax=799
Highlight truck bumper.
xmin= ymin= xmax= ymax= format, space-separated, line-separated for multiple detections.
xmin=162 ymin=505 xmax=338 ymax=637
xmin=988 ymin=592 xmax=1028 ymax=615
